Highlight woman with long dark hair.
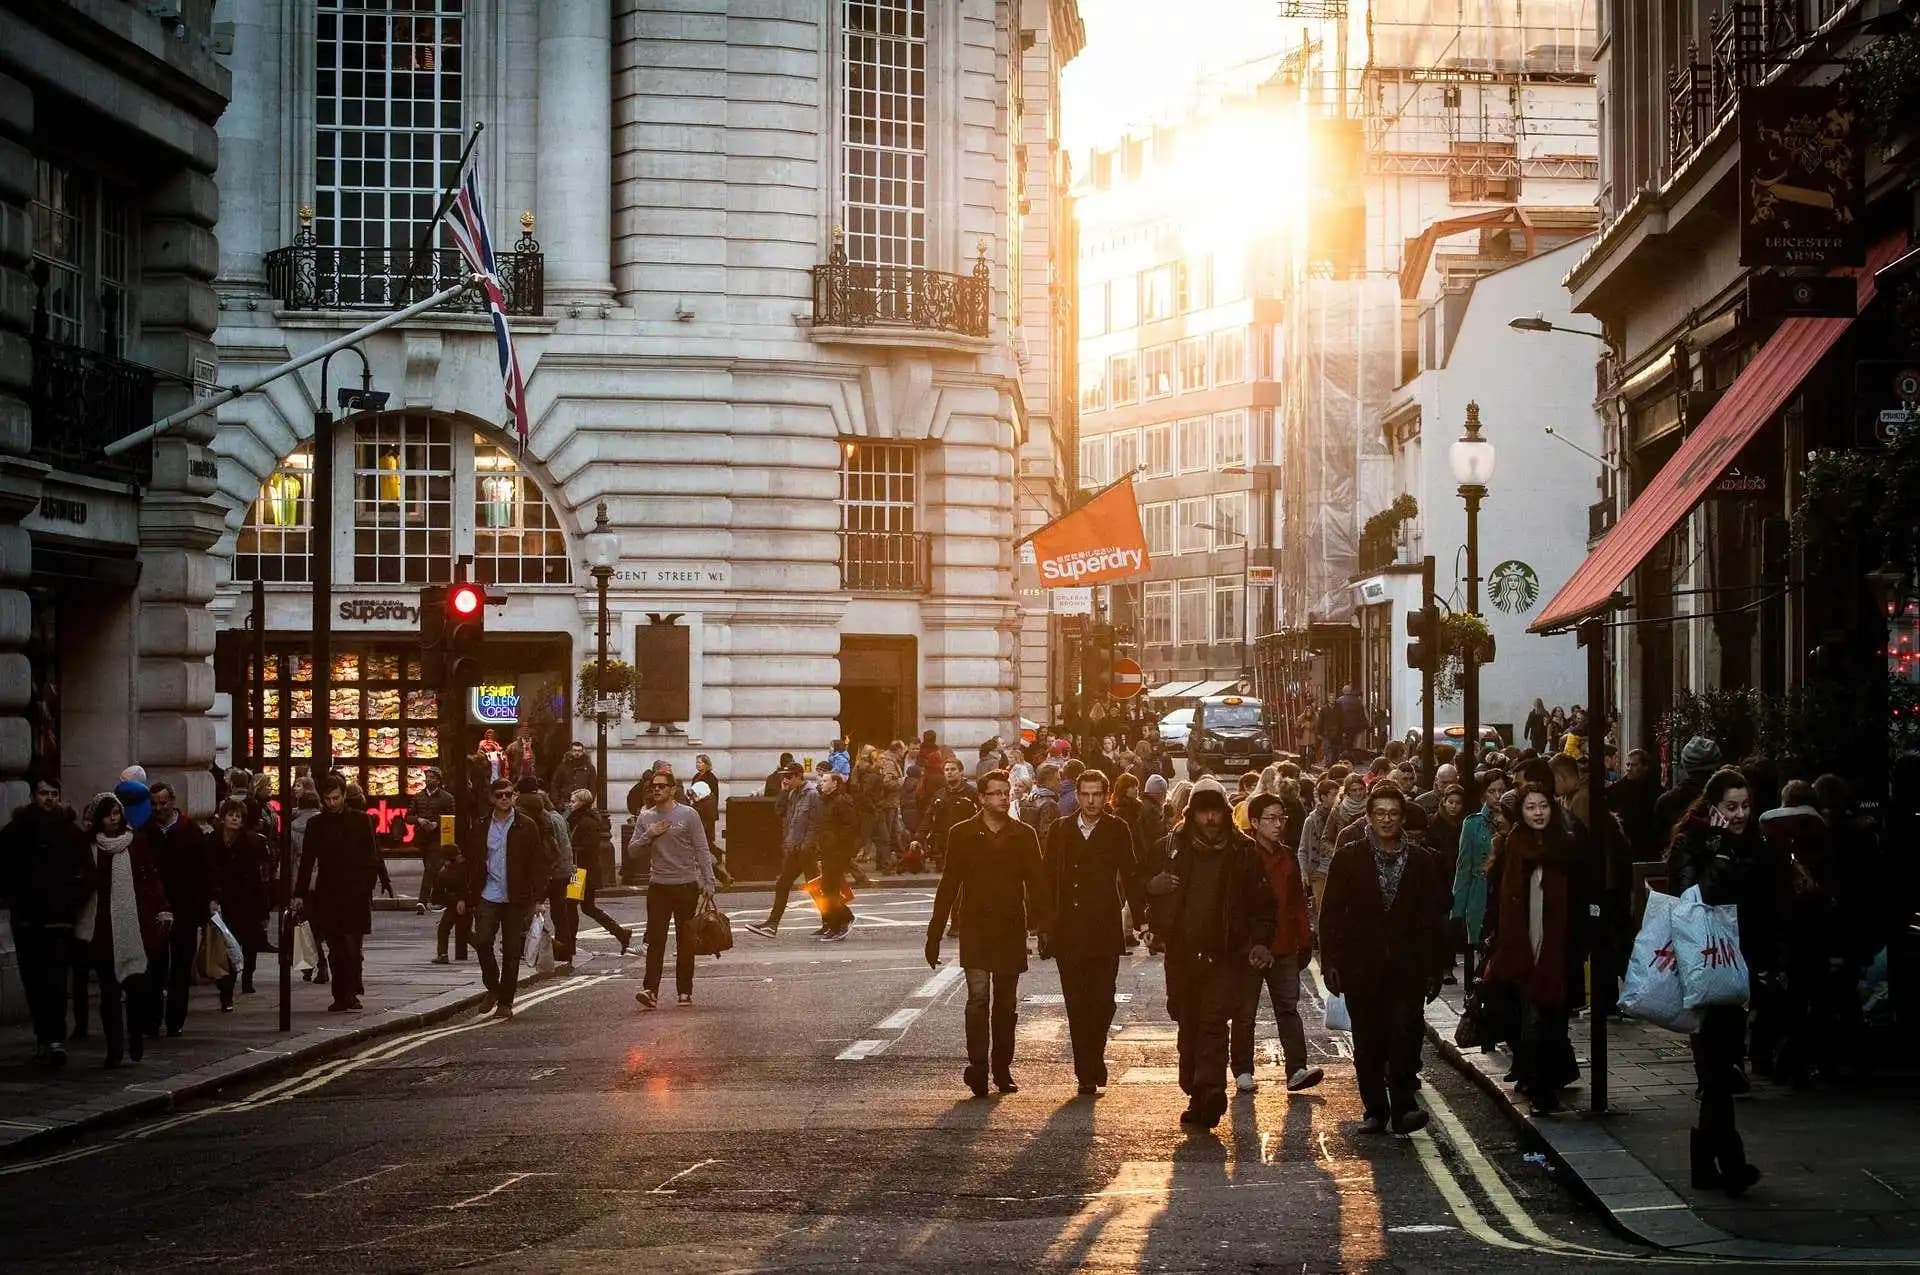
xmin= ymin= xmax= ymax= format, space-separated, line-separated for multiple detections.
xmin=211 ymin=796 xmax=273 ymax=1007
xmin=76 ymin=794 xmax=167 ymax=1067
xmin=1481 ymin=783 xmax=1583 ymax=1113
xmin=1667 ymin=768 xmax=1774 ymax=1195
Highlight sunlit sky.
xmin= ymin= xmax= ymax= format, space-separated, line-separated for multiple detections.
xmin=1062 ymin=0 xmax=1314 ymax=154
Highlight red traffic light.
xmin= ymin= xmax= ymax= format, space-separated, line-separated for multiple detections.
xmin=450 ymin=584 xmax=482 ymax=616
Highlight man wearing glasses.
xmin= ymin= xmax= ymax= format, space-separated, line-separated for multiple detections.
xmin=461 ymin=779 xmax=546 ymax=1020
xmin=632 ymin=772 xmax=717 ymax=1008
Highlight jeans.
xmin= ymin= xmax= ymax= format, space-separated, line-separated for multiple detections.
xmin=1058 ymin=955 xmax=1119 ymax=1086
xmin=1167 ymin=952 xmax=1241 ymax=1113
xmin=548 ymin=878 xmax=579 ymax=962
xmin=1348 ymin=985 xmax=1425 ymax=1118
xmin=11 ymin=923 xmax=71 ymax=1045
xmin=144 ymin=920 xmax=199 ymax=1035
xmin=964 ymin=968 xmax=1020 ymax=1079
xmin=765 ymin=847 xmax=812 ymax=928
xmin=1233 ymin=953 xmax=1308 ymax=1077
xmin=93 ymin=964 xmax=146 ymax=1064
xmin=577 ymin=874 xmax=629 ymax=945
xmin=323 ymin=929 xmax=366 ymax=1001
xmin=644 ymin=882 xmax=701 ymax=996
xmin=474 ymin=900 xmax=529 ymax=1008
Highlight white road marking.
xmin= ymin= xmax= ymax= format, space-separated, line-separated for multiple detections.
xmin=875 ymin=1007 xmax=925 ymax=1031
xmin=649 ymin=1158 xmax=720 ymax=1194
xmin=910 ymin=963 xmax=964 ymax=999
xmin=299 ymin=1162 xmax=412 ymax=1199
xmin=1021 ymin=992 xmax=1132 ymax=1005
xmin=446 ymin=1170 xmax=555 ymax=1210
xmin=835 ymin=1039 xmax=888 ymax=1060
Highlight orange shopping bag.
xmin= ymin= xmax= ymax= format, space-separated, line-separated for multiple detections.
xmin=802 ymin=875 xmax=856 ymax=916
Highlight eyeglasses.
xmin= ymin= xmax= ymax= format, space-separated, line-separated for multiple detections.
xmin=649 ymin=781 xmax=672 ymax=789
xmin=491 ymin=789 xmax=514 ymax=800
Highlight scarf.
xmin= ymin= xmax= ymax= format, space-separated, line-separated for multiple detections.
xmin=77 ymin=829 xmax=146 ymax=987
xmin=1364 ymin=828 xmax=1407 ymax=909
xmin=1486 ymin=821 xmax=1571 ymax=1007
xmin=1331 ymin=796 xmax=1368 ymax=840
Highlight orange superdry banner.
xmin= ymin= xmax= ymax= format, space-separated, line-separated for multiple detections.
xmin=1026 ymin=475 xmax=1152 ymax=587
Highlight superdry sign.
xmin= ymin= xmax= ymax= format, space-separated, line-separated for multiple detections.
xmin=1022 ymin=475 xmax=1152 ymax=589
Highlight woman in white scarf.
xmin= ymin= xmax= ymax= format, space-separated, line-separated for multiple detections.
xmin=74 ymin=794 xmax=168 ymax=1067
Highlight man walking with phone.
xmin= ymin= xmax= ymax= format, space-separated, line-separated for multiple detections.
xmin=632 ymin=770 xmax=716 ymax=1008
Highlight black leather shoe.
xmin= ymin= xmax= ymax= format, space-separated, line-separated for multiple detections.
xmin=993 ymin=1074 xmax=1018 ymax=1094
xmin=1689 ymin=1130 xmax=1722 ymax=1189
xmin=1359 ymin=1113 xmax=1390 ymax=1135
xmin=964 ymin=1065 xmax=988 ymax=1098
xmin=1392 ymin=1109 xmax=1429 ymax=1135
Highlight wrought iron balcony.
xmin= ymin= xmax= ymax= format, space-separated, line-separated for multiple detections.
xmin=29 ymin=336 xmax=154 ymax=485
xmin=265 ymin=208 xmax=543 ymax=316
xmin=811 ymin=237 xmax=990 ymax=339
xmin=840 ymin=530 xmax=930 ymax=593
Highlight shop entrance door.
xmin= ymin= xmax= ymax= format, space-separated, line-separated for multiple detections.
xmin=838 ymin=636 xmax=915 ymax=752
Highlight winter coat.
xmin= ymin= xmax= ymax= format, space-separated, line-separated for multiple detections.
xmin=1524 ymin=706 xmax=1550 ymax=754
xmin=465 ymin=809 xmax=551 ymax=907
xmin=1133 ymin=797 xmax=1168 ymax=875
xmin=1666 ymin=814 xmax=1789 ymax=974
xmin=410 ymin=785 xmax=459 ymax=851
xmin=928 ymin=814 xmax=1051 ymax=974
xmin=1255 ymin=836 xmax=1313 ymax=959
xmin=1042 ymin=811 xmax=1147 ymax=960
xmin=549 ymin=756 xmax=598 ymax=803
xmin=212 ymin=829 xmax=275 ymax=941
xmin=817 ymin=788 xmax=859 ymax=869
xmin=567 ymin=805 xmax=615 ymax=880
xmin=85 ymin=831 xmax=169 ymax=968
xmin=1147 ymin=822 xmax=1275 ymax=966
xmin=0 ymin=803 xmax=92 ymax=928
xmin=1019 ymin=787 xmax=1060 ymax=848
xmin=1482 ymin=821 xmax=1582 ymax=1010
xmin=146 ymin=812 xmax=215 ymax=927
xmin=917 ymin=784 xmax=979 ymax=852
xmin=296 ymin=810 xmax=385 ymax=936
xmin=779 ymin=783 xmax=821 ymax=854
xmin=1319 ymin=832 xmax=1451 ymax=999
xmin=1607 ymin=774 xmax=1663 ymax=861
xmin=1451 ymin=807 xmax=1497 ymax=945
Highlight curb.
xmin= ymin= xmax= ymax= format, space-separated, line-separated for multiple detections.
xmin=371 ymin=875 xmax=941 ymax=911
xmin=0 ymin=963 xmax=571 ymax=1163
xmin=1422 ymin=999 xmax=1920 ymax=1263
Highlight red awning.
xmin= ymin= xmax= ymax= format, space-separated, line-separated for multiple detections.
xmin=1530 ymin=233 xmax=1908 ymax=634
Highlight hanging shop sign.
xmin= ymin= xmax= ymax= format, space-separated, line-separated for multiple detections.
xmin=471 ymin=682 xmax=520 ymax=725
xmin=1021 ymin=475 xmax=1152 ymax=587
xmin=1487 ymin=560 xmax=1541 ymax=615
xmin=1739 ymin=83 xmax=1864 ymax=268
xmin=1051 ymin=587 xmax=1093 ymax=615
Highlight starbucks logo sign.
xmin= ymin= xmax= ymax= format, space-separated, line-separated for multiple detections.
xmin=1488 ymin=560 xmax=1540 ymax=615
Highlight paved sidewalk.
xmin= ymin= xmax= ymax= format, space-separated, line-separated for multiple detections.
xmin=0 ymin=899 xmax=644 ymax=1160
xmin=1425 ymin=980 xmax=1920 ymax=1260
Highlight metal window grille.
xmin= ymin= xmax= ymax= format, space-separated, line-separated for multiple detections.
xmin=842 ymin=0 xmax=926 ymax=269
xmin=235 ymin=445 xmax=315 ymax=583
xmin=473 ymin=439 xmax=573 ymax=585
xmin=351 ymin=413 xmax=454 ymax=584
xmin=315 ymin=1 xmax=465 ymax=282
xmin=840 ymin=441 xmax=924 ymax=591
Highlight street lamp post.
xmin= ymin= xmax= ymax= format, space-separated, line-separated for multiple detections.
xmin=1449 ymin=402 xmax=1496 ymax=778
xmin=585 ymin=502 xmax=620 ymax=817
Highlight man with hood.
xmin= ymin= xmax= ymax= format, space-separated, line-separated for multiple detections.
xmin=1020 ymin=763 xmax=1062 ymax=847
xmin=0 ymin=777 xmax=91 ymax=1066
xmin=549 ymin=742 xmax=597 ymax=807
xmin=1146 ymin=783 xmax=1276 ymax=1129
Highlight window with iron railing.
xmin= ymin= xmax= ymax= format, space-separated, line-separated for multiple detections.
xmin=842 ymin=0 xmax=926 ymax=271
xmin=840 ymin=440 xmax=926 ymax=592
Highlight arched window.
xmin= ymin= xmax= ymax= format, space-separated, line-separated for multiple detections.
xmin=474 ymin=440 xmax=572 ymax=584
xmin=352 ymin=413 xmax=454 ymax=583
xmin=234 ymin=444 xmax=314 ymax=582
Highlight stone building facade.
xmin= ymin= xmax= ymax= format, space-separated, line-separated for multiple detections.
xmin=195 ymin=0 xmax=1080 ymax=832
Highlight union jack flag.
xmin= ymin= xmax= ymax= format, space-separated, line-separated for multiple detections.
xmin=444 ymin=156 xmax=529 ymax=449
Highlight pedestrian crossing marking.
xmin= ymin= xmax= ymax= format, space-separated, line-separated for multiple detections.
xmin=835 ymin=1039 xmax=889 ymax=1061
xmin=875 ymin=1007 xmax=925 ymax=1031
xmin=910 ymin=963 xmax=965 ymax=1000
xmin=1022 ymin=993 xmax=1133 ymax=1005
xmin=1116 ymin=1067 xmax=1181 ymax=1084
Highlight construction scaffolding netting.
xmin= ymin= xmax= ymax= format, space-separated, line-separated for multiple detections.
xmin=1368 ymin=0 xmax=1596 ymax=75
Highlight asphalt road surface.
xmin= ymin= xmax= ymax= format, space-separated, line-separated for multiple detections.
xmin=1 ymin=889 xmax=1737 ymax=1273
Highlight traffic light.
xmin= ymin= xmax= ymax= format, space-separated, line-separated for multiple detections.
xmin=1406 ymin=606 xmax=1436 ymax=672
xmin=417 ymin=584 xmax=448 ymax=683
xmin=445 ymin=579 xmax=488 ymax=687
xmin=1088 ymin=624 xmax=1116 ymax=693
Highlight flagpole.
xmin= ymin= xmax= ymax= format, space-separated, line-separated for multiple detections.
xmin=1014 ymin=469 xmax=1140 ymax=549
xmin=396 ymin=120 xmax=486 ymax=306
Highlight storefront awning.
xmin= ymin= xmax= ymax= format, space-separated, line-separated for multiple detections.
xmin=1147 ymin=679 xmax=1204 ymax=699
xmin=1185 ymin=679 xmax=1242 ymax=699
xmin=1531 ymin=233 xmax=1907 ymax=635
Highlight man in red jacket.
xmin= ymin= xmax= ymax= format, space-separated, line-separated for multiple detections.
xmin=1234 ymin=793 xmax=1324 ymax=1095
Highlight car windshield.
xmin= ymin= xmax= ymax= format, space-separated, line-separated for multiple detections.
xmin=1199 ymin=703 xmax=1263 ymax=730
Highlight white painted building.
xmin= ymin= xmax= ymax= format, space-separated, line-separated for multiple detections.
xmin=196 ymin=0 xmax=1080 ymax=842
xmin=1361 ymin=238 xmax=1603 ymax=745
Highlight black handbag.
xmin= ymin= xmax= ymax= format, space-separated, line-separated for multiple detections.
xmin=1457 ymin=982 xmax=1519 ymax=1049
xmin=689 ymin=893 xmax=734 ymax=957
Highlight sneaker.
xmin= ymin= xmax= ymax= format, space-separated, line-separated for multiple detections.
xmin=676 ymin=993 xmax=693 ymax=1007
xmin=1287 ymin=1066 xmax=1325 ymax=1092
xmin=812 ymin=925 xmax=830 ymax=936
xmin=819 ymin=928 xmax=849 ymax=943
xmin=415 ymin=903 xmax=427 ymax=916
xmin=1392 ymin=1109 xmax=1430 ymax=1136
xmin=1235 ymin=1072 xmax=1257 ymax=1093
xmin=477 ymin=993 xmax=498 ymax=1017
xmin=745 ymin=922 xmax=778 ymax=939
xmin=326 ymin=1000 xmax=352 ymax=1013
xmin=636 ymin=988 xmax=659 ymax=1010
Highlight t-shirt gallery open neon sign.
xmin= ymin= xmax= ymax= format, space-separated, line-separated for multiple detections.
xmin=472 ymin=684 xmax=519 ymax=725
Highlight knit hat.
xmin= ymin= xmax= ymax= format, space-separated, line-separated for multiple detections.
xmin=1192 ymin=775 xmax=1228 ymax=796
xmin=1144 ymin=774 xmax=1169 ymax=799
xmin=1679 ymin=736 xmax=1722 ymax=771
xmin=1187 ymin=786 xmax=1232 ymax=817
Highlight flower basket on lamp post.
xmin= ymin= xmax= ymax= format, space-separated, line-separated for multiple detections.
xmin=577 ymin=658 xmax=633 ymax=723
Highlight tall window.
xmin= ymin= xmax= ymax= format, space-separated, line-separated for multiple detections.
xmin=315 ymin=2 xmax=465 ymax=267
xmin=1210 ymin=491 xmax=1245 ymax=544
xmin=1077 ymin=435 xmax=1108 ymax=488
xmin=1176 ymin=417 xmax=1208 ymax=472
xmin=1176 ymin=497 xmax=1209 ymax=554
xmin=1140 ymin=265 xmax=1175 ymax=322
xmin=1176 ymin=578 xmax=1209 ymax=644
xmin=30 ymin=160 xmax=131 ymax=352
xmin=234 ymin=445 xmax=315 ymax=583
xmin=1212 ymin=409 xmax=1247 ymax=468
xmin=1177 ymin=335 xmax=1208 ymax=393
xmin=1211 ymin=329 xmax=1247 ymax=384
xmin=1213 ymin=575 xmax=1244 ymax=646
xmin=1144 ymin=423 xmax=1174 ymax=477
xmin=474 ymin=441 xmax=572 ymax=585
xmin=1253 ymin=407 xmax=1277 ymax=465
xmin=352 ymin=414 xmax=454 ymax=583
xmin=1144 ymin=581 xmax=1173 ymax=646
xmin=1078 ymin=361 xmax=1106 ymax=413
xmin=842 ymin=0 xmax=927 ymax=268
xmin=1141 ymin=344 xmax=1174 ymax=399
xmin=1108 ymin=353 xmax=1138 ymax=405
xmin=1111 ymin=428 xmax=1142 ymax=480
xmin=1142 ymin=502 xmax=1174 ymax=557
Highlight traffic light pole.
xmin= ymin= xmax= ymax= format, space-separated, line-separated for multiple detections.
xmin=1420 ymin=556 xmax=1436 ymax=787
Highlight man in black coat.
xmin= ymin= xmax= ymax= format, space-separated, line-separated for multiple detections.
xmin=1147 ymin=786 xmax=1277 ymax=1129
xmin=1042 ymin=768 xmax=1147 ymax=1096
xmin=409 ymin=767 xmax=459 ymax=918
xmin=1319 ymin=781 xmax=1450 ymax=1135
xmin=295 ymin=774 xmax=388 ymax=1012
xmin=910 ymin=758 xmax=977 ymax=871
xmin=143 ymin=782 xmax=214 ymax=1037
xmin=548 ymin=742 xmax=597 ymax=809
xmin=460 ymin=777 xmax=551 ymax=1018
xmin=0 ymin=778 xmax=91 ymax=1066
xmin=926 ymin=769 xmax=1051 ymax=1097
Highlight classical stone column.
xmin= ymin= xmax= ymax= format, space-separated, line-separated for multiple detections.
xmin=134 ymin=165 xmax=226 ymax=815
xmin=0 ymin=73 xmax=42 ymax=812
xmin=213 ymin=1 xmax=284 ymax=292
xmin=537 ymin=0 xmax=614 ymax=305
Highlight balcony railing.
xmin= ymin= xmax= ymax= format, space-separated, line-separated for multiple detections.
xmin=840 ymin=530 xmax=930 ymax=593
xmin=29 ymin=336 xmax=154 ymax=485
xmin=265 ymin=209 xmax=543 ymax=316
xmin=811 ymin=238 xmax=990 ymax=338
xmin=1666 ymin=4 xmax=1790 ymax=175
